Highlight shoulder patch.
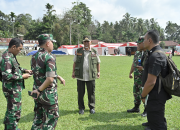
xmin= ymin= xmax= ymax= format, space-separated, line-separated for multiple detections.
xmin=77 ymin=53 xmax=82 ymax=56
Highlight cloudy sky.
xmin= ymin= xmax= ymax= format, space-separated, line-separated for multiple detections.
xmin=1 ymin=0 xmax=180 ymax=28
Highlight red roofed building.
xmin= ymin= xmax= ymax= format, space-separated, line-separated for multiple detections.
xmin=160 ymin=41 xmax=178 ymax=49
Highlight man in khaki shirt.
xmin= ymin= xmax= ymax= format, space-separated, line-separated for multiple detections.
xmin=72 ymin=37 xmax=100 ymax=115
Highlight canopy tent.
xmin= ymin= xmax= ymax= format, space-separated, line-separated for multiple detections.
xmin=119 ymin=42 xmax=137 ymax=55
xmin=26 ymin=50 xmax=38 ymax=56
xmin=57 ymin=45 xmax=76 ymax=55
xmin=96 ymin=43 xmax=124 ymax=55
xmin=93 ymin=44 xmax=108 ymax=55
xmin=26 ymin=50 xmax=66 ymax=56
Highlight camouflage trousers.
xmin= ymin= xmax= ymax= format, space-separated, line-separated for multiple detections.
xmin=3 ymin=86 xmax=22 ymax=130
xmin=31 ymin=101 xmax=59 ymax=130
xmin=133 ymin=80 xmax=142 ymax=105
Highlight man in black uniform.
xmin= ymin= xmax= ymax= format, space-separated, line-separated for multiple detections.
xmin=141 ymin=30 xmax=171 ymax=130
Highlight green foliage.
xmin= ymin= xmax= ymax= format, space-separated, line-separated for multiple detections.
xmin=1 ymin=2 xmax=180 ymax=45
xmin=160 ymin=41 xmax=165 ymax=49
xmin=0 ymin=55 xmax=180 ymax=129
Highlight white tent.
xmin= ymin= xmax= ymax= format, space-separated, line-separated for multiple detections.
xmin=119 ymin=42 xmax=137 ymax=55
xmin=57 ymin=45 xmax=76 ymax=55
xmin=99 ymin=43 xmax=123 ymax=55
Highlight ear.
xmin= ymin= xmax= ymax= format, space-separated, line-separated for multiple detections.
xmin=46 ymin=41 xmax=50 ymax=47
xmin=12 ymin=45 xmax=16 ymax=49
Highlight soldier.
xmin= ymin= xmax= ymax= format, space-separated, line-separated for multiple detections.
xmin=72 ymin=36 xmax=100 ymax=114
xmin=30 ymin=34 xmax=65 ymax=130
xmin=1 ymin=38 xmax=32 ymax=130
xmin=127 ymin=36 xmax=144 ymax=114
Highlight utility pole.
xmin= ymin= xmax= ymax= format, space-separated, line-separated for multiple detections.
xmin=70 ymin=19 xmax=72 ymax=45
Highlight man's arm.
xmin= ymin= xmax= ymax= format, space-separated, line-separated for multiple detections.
xmin=2 ymin=58 xmax=31 ymax=81
xmin=97 ymin=63 xmax=100 ymax=78
xmin=129 ymin=62 xmax=134 ymax=79
xmin=72 ymin=62 xmax=76 ymax=79
xmin=141 ymin=73 xmax=157 ymax=103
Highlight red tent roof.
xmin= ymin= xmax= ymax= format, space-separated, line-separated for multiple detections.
xmin=93 ymin=44 xmax=107 ymax=47
xmin=74 ymin=44 xmax=84 ymax=48
xmin=121 ymin=42 xmax=137 ymax=47
xmin=58 ymin=45 xmax=76 ymax=49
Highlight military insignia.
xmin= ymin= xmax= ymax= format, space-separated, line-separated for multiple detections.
xmin=91 ymin=52 xmax=97 ymax=57
xmin=77 ymin=53 xmax=82 ymax=56
xmin=85 ymin=38 xmax=88 ymax=40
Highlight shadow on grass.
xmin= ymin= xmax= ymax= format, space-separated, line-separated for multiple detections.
xmin=85 ymin=124 xmax=143 ymax=130
xmin=0 ymin=118 xmax=4 ymax=125
xmin=79 ymin=111 xmax=140 ymax=123
xmin=19 ymin=112 xmax=34 ymax=123
xmin=59 ymin=109 xmax=91 ymax=116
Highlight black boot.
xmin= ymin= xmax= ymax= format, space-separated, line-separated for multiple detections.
xmin=127 ymin=104 xmax=140 ymax=113
xmin=141 ymin=107 xmax=147 ymax=117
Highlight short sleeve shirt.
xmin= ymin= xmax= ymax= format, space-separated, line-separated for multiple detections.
xmin=31 ymin=48 xmax=57 ymax=89
xmin=142 ymin=45 xmax=171 ymax=101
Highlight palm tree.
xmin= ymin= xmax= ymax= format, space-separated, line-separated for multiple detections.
xmin=10 ymin=12 xmax=16 ymax=37
xmin=44 ymin=3 xmax=56 ymax=33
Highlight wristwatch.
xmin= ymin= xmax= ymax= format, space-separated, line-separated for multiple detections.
xmin=97 ymin=72 xmax=100 ymax=74
xmin=141 ymin=95 xmax=146 ymax=99
xmin=37 ymin=88 xmax=42 ymax=93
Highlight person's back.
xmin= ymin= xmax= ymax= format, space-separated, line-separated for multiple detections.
xmin=31 ymin=48 xmax=57 ymax=90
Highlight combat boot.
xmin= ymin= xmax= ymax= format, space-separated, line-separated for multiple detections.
xmin=141 ymin=107 xmax=147 ymax=117
xmin=127 ymin=104 xmax=140 ymax=113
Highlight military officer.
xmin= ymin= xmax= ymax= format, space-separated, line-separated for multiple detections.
xmin=127 ymin=36 xmax=144 ymax=113
xmin=1 ymin=38 xmax=32 ymax=130
xmin=30 ymin=34 xmax=65 ymax=130
xmin=72 ymin=36 xmax=100 ymax=114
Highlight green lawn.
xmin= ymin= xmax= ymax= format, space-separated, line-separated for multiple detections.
xmin=0 ymin=55 xmax=180 ymax=130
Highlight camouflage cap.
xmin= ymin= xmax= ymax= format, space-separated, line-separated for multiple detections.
xmin=38 ymin=34 xmax=56 ymax=45
xmin=83 ymin=36 xmax=91 ymax=42
xmin=136 ymin=36 xmax=144 ymax=43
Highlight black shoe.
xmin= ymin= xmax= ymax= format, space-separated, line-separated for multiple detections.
xmin=127 ymin=107 xmax=140 ymax=113
xmin=141 ymin=111 xmax=147 ymax=117
xmin=79 ymin=109 xmax=84 ymax=115
xmin=142 ymin=122 xmax=149 ymax=127
xmin=90 ymin=109 xmax=95 ymax=114
xmin=145 ymin=126 xmax=151 ymax=130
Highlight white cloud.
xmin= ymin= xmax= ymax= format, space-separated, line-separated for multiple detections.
xmin=1 ymin=0 xmax=180 ymax=28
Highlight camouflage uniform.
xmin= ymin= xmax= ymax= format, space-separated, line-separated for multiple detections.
xmin=133 ymin=51 xmax=143 ymax=105
xmin=1 ymin=49 xmax=26 ymax=130
xmin=31 ymin=48 xmax=59 ymax=130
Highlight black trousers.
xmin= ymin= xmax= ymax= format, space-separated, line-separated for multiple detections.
xmin=77 ymin=80 xmax=95 ymax=110
xmin=147 ymin=100 xmax=167 ymax=130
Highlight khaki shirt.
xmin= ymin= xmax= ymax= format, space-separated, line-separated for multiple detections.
xmin=73 ymin=50 xmax=100 ymax=81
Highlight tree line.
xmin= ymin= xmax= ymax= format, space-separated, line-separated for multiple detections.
xmin=0 ymin=2 xmax=179 ymax=49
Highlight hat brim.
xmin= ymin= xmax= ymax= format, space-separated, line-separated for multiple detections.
xmin=83 ymin=40 xmax=90 ymax=42
xmin=136 ymin=40 xmax=144 ymax=43
xmin=52 ymin=39 xmax=56 ymax=43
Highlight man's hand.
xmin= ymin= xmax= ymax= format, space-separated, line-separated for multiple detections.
xmin=72 ymin=72 xmax=75 ymax=79
xmin=141 ymin=98 xmax=145 ymax=104
xmin=22 ymin=73 xmax=32 ymax=79
xmin=97 ymin=72 xmax=100 ymax=79
xmin=129 ymin=73 xmax=133 ymax=79
xmin=31 ymin=89 xmax=40 ymax=99
xmin=136 ymin=66 xmax=144 ymax=71
xmin=25 ymin=70 xmax=33 ymax=74
xmin=57 ymin=76 xmax=65 ymax=86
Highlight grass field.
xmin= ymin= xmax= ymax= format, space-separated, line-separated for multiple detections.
xmin=0 ymin=55 xmax=180 ymax=130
